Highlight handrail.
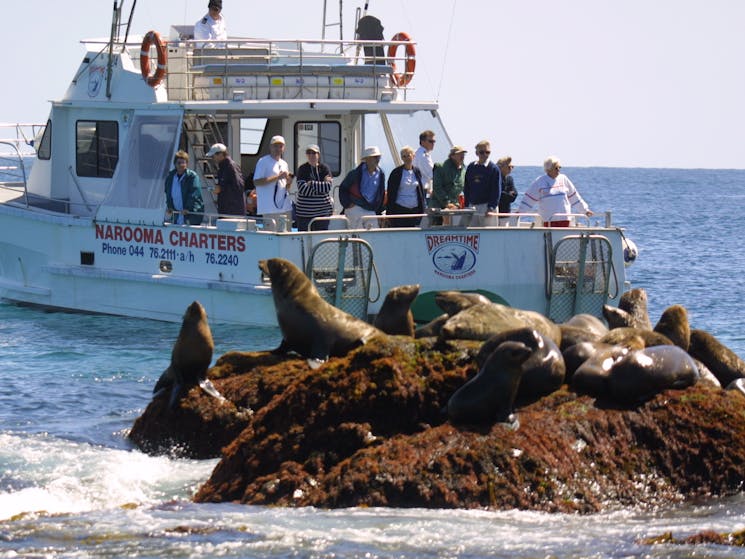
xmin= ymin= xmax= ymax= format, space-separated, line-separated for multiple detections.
xmin=0 ymin=141 xmax=29 ymax=206
xmin=66 ymin=165 xmax=95 ymax=213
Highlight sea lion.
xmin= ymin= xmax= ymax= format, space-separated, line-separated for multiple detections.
xmin=600 ymin=327 xmax=673 ymax=348
xmin=688 ymin=329 xmax=745 ymax=387
xmin=439 ymin=302 xmax=562 ymax=346
xmin=608 ymin=345 xmax=700 ymax=405
xmin=153 ymin=301 xmax=219 ymax=409
xmin=618 ymin=288 xmax=652 ymax=330
xmin=414 ymin=313 xmax=449 ymax=339
xmin=447 ymin=341 xmax=533 ymax=425
xmin=259 ymin=258 xmax=383 ymax=367
xmin=373 ymin=284 xmax=419 ymax=336
xmin=563 ymin=340 xmax=614 ymax=380
xmin=602 ymin=305 xmax=634 ymax=330
xmin=727 ymin=377 xmax=745 ymax=397
xmin=435 ymin=290 xmax=491 ymax=316
xmin=476 ymin=327 xmax=566 ymax=402
xmin=559 ymin=324 xmax=602 ymax=351
xmin=653 ymin=304 xmax=690 ymax=351
xmin=564 ymin=313 xmax=609 ymax=339
xmin=571 ymin=343 xmax=633 ymax=397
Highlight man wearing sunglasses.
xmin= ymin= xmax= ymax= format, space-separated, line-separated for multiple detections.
xmin=463 ymin=140 xmax=501 ymax=226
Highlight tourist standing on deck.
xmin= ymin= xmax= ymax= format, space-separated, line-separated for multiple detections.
xmin=165 ymin=150 xmax=204 ymax=225
xmin=206 ymin=143 xmax=246 ymax=217
xmin=413 ymin=130 xmax=436 ymax=201
xmin=294 ymin=144 xmax=333 ymax=231
xmin=464 ymin=140 xmax=501 ymax=226
xmin=386 ymin=145 xmax=426 ymax=227
xmin=518 ymin=156 xmax=592 ymax=227
xmin=339 ymin=146 xmax=386 ymax=229
xmin=431 ymin=146 xmax=466 ymax=210
xmin=194 ymin=0 xmax=227 ymax=43
xmin=497 ymin=156 xmax=518 ymax=225
xmin=254 ymin=135 xmax=294 ymax=231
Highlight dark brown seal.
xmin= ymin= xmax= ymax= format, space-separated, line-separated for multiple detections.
xmin=476 ymin=327 xmax=566 ymax=402
xmin=688 ymin=329 xmax=745 ymax=387
xmin=259 ymin=258 xmax=382 ymax=365
xmin=373 ymin=284 xmax=420 ymax=336
xmin=153 ymin=301 xmax=215 ymax=409
xmin=447 ymin=341 xmax=532 ymax=425
xmin=608 ymin=345 xmax=700 ymax=405
xmin=653 ymin=304 xmax=691 ymax=351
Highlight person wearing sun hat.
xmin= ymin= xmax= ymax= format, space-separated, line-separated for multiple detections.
xmin=294 ymin=144 xmax=334 ymax=231
xmin=339 ymin=146 xmax=386 ymax=229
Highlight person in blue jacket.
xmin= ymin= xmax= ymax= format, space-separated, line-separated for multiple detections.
xmin=339 ymin=146 xmax=386 ymax=229
xmin=165 ymin=150 xmax=204 ymax=225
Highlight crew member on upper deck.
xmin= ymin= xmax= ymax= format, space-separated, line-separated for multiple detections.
xmin=194 ymin=0 xmax=227 ymax=44
xmin=518 ymin=156 xmax=592 ymax=227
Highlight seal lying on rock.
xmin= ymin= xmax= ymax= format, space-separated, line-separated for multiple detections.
xmin=600 ymin=327 xmax=673 ymax=348
xmin=448 ymin=341 xmax=533 ymax=425
xmin=608 ymin=345 xmax=700 ymax=405
xmin=153 ymin=301 xmax=223 ymax=409
xmin=435 ymin=291 xmax=491 ymax=316
xmin=476 ymin=327 xmax=566 ymax=401
xmin=439 ymin=302 xmax=561 ymax=346
xmin=373 ymin=284 xmax=419 ymax=336
xmin=688 ymin=329 xmax=745 ymax=387
xmin=414 ymin=313 xmax=449 ymax=339
xmin=259 ymin=258 xmax=383 ymax=367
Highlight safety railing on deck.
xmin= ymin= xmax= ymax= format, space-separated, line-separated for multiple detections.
xmin=133 ymin=36 xmax=416 ymax=102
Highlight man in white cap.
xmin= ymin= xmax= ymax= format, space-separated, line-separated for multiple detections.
xmin=206 ymin=142 xmax=246 ymax=216
xmin=253 ymin=135 xmax=294 ymax=230
xmin=338 ymin=146 xmax=386 ymax=229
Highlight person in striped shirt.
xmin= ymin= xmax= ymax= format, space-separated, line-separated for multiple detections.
xmin=294 ymin=144 xmax=334 ymax=231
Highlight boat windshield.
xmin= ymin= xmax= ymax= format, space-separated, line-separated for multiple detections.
xmin=364 ymin=110 xmax=452 ymax=169
xmin=99 ymin=113 xmax=182 ymax=211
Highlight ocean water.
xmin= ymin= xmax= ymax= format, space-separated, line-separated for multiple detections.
xmin=2 ymin=167 xmax=745 ymax=558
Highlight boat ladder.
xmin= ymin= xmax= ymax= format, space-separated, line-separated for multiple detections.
xmin=546 ymin=233 xmax=616 ymax=322
xmin=306 ymin=237 xmax=374 ymax=320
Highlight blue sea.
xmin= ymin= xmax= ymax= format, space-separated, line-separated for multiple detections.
xmin=2 ymin=167 xmax=745 ymax=558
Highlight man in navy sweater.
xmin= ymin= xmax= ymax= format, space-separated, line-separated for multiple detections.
xmin=464 ymin=140 xmax=501 ymax=226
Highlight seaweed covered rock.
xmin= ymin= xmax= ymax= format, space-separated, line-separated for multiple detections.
xmin=131 ymin=334 xmax=745 ymax=511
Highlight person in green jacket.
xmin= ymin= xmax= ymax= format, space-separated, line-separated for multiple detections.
xmin=165 ymin=150 xmax=205 ymax=225
xmin=431 ymin=145 xmax=467 ymax=210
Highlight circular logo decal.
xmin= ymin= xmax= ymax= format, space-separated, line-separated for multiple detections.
xmin=432 ymin=243 xmax=477 ymax=277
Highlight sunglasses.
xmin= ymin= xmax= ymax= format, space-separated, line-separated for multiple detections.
xmin=477 ymin=150 xmax=491 ymax=155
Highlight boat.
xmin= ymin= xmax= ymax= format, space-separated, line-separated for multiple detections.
xmin=0 ymin=1 xmax=636 ymax=326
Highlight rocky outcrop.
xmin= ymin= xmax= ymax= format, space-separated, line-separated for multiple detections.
xmin=130 ymin=336 xmax=745 ymax=512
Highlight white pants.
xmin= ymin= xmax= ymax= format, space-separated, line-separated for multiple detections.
xmin=345 ymin=205 xmax=379 ymax=229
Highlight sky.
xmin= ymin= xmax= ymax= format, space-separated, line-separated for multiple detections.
xmin=2 ymin=0 xmax=744 ymax=169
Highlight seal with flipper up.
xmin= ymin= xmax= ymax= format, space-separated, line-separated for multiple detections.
xmin=259 ymin=258 xmax=383 ymax=367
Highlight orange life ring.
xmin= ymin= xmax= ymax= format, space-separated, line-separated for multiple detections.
xmin=140 ymin=31 xmax=167 ymax=87
xmin=387 ymin=32 xmax=416 ymax=87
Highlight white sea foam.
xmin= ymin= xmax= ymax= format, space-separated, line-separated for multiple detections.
xmin=0 ymin=431 xmax=216 ymax=521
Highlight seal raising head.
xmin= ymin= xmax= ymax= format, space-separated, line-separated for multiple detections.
xmin=259 ymin=258 xmax=382 ymax=366
xmin=153 ymin=301 xmax=216 ymax=409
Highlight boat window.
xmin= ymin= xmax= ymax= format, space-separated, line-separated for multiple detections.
xmin=240 ymin=118 xmax=268 ymax=155
xmin=37 ymin=120 xmax=52 ymax=160
xmin=76 ymin=120 xmax=119 ymax=178
xmin=294 ymin=122 xmax=341 ymax=176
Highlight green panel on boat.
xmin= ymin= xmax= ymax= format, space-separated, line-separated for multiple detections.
xmin=411 ymin=290 xmax=510 ymax=324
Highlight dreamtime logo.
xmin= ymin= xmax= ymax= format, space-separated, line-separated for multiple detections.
xmin=424 ymin=233 xmax=480 ymax=279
